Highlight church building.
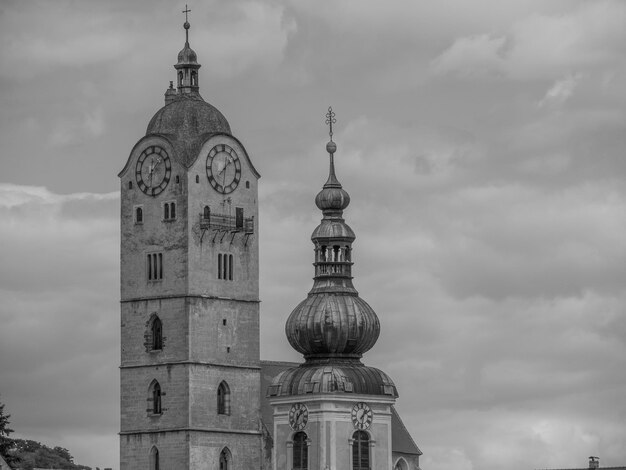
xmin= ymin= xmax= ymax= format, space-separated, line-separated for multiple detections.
xmin=118 ymin=13 xmax=422 ymax=470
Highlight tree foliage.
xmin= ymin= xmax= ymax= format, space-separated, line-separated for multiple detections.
xmin=11 ymin=439 xmax=91 ymax=470
xmin=0 ymin=398 xmax=21 ymax=467
xmin=0 ymin=397 xmax=91 ymax=470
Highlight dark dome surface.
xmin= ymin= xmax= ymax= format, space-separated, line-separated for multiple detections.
xmin=286 ymin=293 xmax=380 ymax=358
xmin=146 ymin=94 xmax=231 ymax=167
xmin=268 ymin=361 xmax=398 ymax=397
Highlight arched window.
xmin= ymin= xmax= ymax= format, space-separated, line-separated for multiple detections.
xmin=149 ymin=446 xmax=159 ymax=470
xmin=196 ymin=175 xmax=200 ymax=183
xmin=151 ymin=316 xmax=163 ymax=350
xmin=293 ymin=432 xmax=308 ymax=470
xmin=219 ymin=448 xmax=231 ymax=470
xmin=150 ymin=381 xmax=162 ymax=415
xmin=217 ymin=381 xmax=230 ymax=415
xmin=175 ymin=175 xmax=180 ymax=184
xmin=128 ymin=181 xmax=133 ymax=189
xmin=135 ymin=207 xmax=143 ymax=224
xmin=191 ymin=71 xmax=197 ymax=86
xmin=178 ymin=71 xmax=183 ymax=87
xmin=203 ymin=205 xmax=210 ymax=219
xmin=394 ymin=457 xmax=409 ymax=470
xmin=164 ymin=203 xmax=170 ymax=220
xmin=352 ymin=431 xmax=370 ymax=470
xmin=170 ymin=202 xmax=176 ymax=219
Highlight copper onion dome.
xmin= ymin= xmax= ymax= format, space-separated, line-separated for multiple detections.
xmin=269 ymin=108 xmax=397 ymax=399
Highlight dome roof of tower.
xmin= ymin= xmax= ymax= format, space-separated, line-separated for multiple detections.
xmin=311 ymin=219 xmax=355 ymax=240
xmin=286 ymin=293 xmax=380 ymax=357
xmin=146 ymin=94 xmax=231 ymax=167
xmin=267 ymin=361 xmax=398 ymax=397
xmin=177 ymin=43 xmax=198 ymax=64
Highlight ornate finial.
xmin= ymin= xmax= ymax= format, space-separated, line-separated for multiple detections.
xmin=325 ymin=106 xmax=336 ymax=142
xmin=182 ymin=5 xmax=191 ymax=43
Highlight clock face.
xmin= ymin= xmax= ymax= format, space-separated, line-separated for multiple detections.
xmin=206 ymin=144 xmax=242 ymax=194
xmin=135 ymin=146 xmax=172 ymax=196
xmin=351 ymin=402 xmax=373 ymax=430
xmin=288 ymin=403 xmax=309 ymax=431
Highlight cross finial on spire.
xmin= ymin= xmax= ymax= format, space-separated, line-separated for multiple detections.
xmin=325 ymin=106 xmax=336 ymax=142
xmin=182 ymin=4 xmax=191 ymax=43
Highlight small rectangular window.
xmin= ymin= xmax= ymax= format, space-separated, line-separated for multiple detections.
xmin=217 ymin=253 xmax=234 ymax=281
xmin=147 ymin=252 xmax=163 ymax=281
xmin=134 ymin=205 xmax=143 ymax=224
xmin=163 ymin=201 xmax=176 ymax=221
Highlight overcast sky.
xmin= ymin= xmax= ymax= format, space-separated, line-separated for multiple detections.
xmin=1 ymin=1 xmax=626 ymax=469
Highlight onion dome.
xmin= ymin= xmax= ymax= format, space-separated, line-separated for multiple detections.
xmin=269 ymin=108 xmax=397 ymax=399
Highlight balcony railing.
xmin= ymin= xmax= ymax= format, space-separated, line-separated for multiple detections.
xmin=199 ymin=212 xmax=254 ymax=233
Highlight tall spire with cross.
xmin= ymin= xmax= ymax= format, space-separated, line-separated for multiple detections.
xmin=174 ymin=4 xmax=201 ymax=94
xmin=268 ymin=108 xmax=397 ymax=470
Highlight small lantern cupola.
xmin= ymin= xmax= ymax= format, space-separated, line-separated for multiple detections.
xmin=175 ymin=5 xmax=200 ymax=94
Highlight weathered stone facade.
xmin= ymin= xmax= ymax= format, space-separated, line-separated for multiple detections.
xmin=119 ymin=19 xmax=261 ymax=470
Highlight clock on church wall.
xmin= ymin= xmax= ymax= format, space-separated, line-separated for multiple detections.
xmin=288 ymin=403 xmax=309 ymax=431
xmin=205 ymin=144 xmax=241 ymax=194
xmin=351 ymin=402 xmax=373 ymax=430
xmin=135 ymin=145 xmax=172 ymax=196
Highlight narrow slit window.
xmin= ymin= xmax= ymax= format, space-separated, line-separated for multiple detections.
xmin=151 ymin=381 xmax=162 ymax=415
xmin=135 ymin=207 xmax=143 ymax=224
xmin=217 ymin=381 xmax=231 ymax=415
xmin=228 ymin=254 xmax=233 ymax=281
xmin=150 ymin=447 xmax=159 ymax=470
xmin=170 ymin=202 xmax=176 ymax=219
xmin=164 ymin=203 xmax=169 ymax=220
xmin=218 ymin=254 xmax=223 ymax=279
xmin=151 ymin=316 xmax=163 ymax=350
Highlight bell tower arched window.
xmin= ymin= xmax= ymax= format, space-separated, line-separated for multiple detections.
xmin=219 ymin=448 xmax=231 ymax=470
xmin=293 ymin=432 xmax=308 ymax=470
xmin=151 ymin=316 xmax=163 ymax=350
xmin=150 ymin=380 xmax=162 ymax=415
xmin=352 ymin=431 xmax=370 ymax=470
xmin=149 ymin=446 xmax=159 ymax=470
xmin=217 ymin=381 xmax=230 ymax=415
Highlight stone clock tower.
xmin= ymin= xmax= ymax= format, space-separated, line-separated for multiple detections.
xmin=267 ymin=110 xmax=399 ymax=470
xmin=118 ymin=16 xmax=261 ymax=470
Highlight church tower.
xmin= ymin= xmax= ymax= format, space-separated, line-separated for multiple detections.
xmin=118 ymin=13 xmax=261 ymax=470
xmin=268 ymin=109 xmax=399 ymax=470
